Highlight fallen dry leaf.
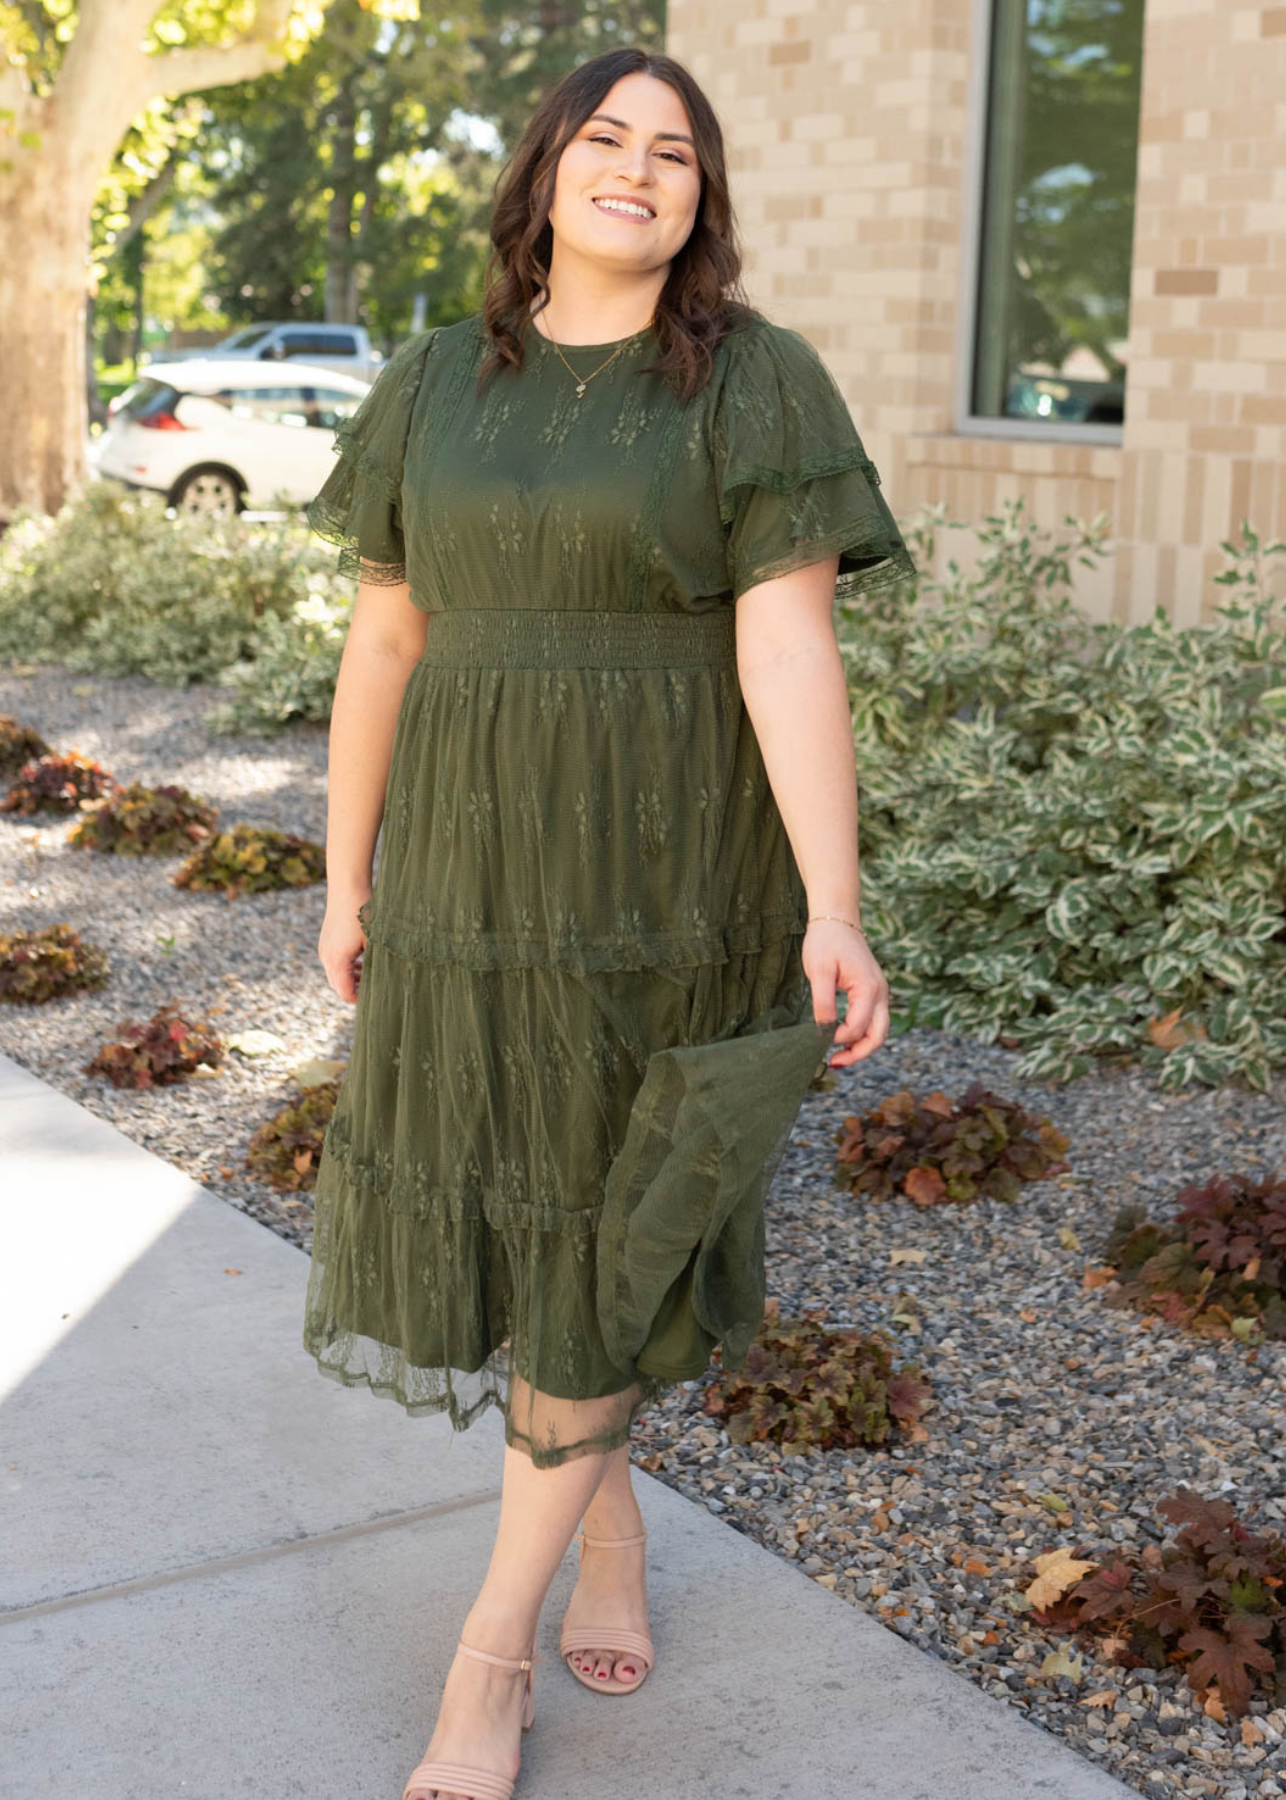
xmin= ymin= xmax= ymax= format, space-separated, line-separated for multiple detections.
xmin=1025 ymin=1545 xmax=1098 ymax=1609
xmin=1039 ymin=1644 xmax=1084 ymax=1683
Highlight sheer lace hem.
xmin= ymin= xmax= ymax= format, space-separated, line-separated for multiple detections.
xmin=303 ymin=1136 xmax=680 ymax=1469
xmin=732 ymin=512 xmax=920 ymax=605
xmin=303 ymin=488 xmax=409 ymax=586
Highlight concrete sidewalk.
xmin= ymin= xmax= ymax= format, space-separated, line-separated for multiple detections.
xmin=0 ymin=1048 xmax=1134 ymax=1799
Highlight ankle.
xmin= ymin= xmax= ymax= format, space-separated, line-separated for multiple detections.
xmin=579 ymin=1502 xmax=645 ymax=1543
xmin=461 ymin=1597 xmax=540 ymax=1659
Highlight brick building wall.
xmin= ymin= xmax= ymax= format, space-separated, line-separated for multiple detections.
xmin=665 ymin=0 xmax=1286 ymax=626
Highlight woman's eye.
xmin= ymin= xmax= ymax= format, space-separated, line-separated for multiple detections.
xmin=588 ymin=133 xmax=688 ymax=166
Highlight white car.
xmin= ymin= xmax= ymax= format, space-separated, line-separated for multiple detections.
xmin=92 ymin=359 xmax=371 ymax=517
xmin=150 ymin=322 xmax=384 ymax=385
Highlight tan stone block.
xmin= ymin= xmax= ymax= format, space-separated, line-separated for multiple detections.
xmin=1154 ymin=268 xmax=1219 ymax=296
xmin=1195 ymin=298 xmax=1266 ymax=327
xmin=1240 ymin=394 xmax=1286 ymax=424
xmin=1152 ymin=329 xmax=1218 ymax=358
xmin=1191 ymin=425 xmax=1258 ymax=454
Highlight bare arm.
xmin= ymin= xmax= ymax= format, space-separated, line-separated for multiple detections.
xmin=318 ymin=573 xmax=428 ymax=1003
xmin=735 ymin=555 xmax=889 ymax=1066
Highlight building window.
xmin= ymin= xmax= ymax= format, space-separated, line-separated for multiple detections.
xmin=972 ymin=0 xmax=1145 ymax=429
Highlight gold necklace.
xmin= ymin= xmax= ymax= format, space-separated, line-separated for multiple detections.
xmin=536 ymin=320 xmax=648 ymax=398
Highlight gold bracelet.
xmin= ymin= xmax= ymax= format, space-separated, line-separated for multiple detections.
xmin=807 ymin=912 xmax=866 ymax=935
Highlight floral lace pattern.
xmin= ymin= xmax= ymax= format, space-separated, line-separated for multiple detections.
xmin=301 ymin=309 xmax=918 ymax=1465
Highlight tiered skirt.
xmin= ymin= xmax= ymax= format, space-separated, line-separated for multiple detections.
xmin=302 ymin=607 xmax=837 ymax=1467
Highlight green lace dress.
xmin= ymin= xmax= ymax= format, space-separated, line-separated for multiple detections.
xmin=301 ymin=307 xmax=916 ymax=1468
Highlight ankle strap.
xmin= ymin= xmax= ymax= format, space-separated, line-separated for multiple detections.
xmin=457 ymin=1638 xmax=540 ymax=1672
xmin=574 ymin=1529 xmax=648 ymax=1549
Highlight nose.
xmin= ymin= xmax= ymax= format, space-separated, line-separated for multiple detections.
xmin=614 ymin=144 xmax=654 ymax=186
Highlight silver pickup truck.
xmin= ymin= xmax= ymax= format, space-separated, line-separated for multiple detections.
xmin=151 ymin=322 xmax=385 ymax=386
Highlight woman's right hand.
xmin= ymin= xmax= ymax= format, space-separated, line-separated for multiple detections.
xmin=318 ymin=893 xmax=370 ymax=1003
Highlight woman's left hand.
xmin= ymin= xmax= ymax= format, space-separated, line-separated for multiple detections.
xmin=802 ymin=919 xmax=890 ymax=1067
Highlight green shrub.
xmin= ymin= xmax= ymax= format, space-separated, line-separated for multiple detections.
xmin=204 ymin=589 xmax=349 ymax=733
xmin=834 ymin=1081 xmax=1070 ymax=1206
xmin=844 ymin=504 xmax=1286 ymax=1090
xmin=1101 ymin=1173 xmax=1286 ymax=1342
xmin=173 ymin=822 xmax=325 ymax=897
xmin=0 ymin=923 xmax=109 ymax=1002
xmin=1 ymin=751 xmax=116 ymax=816
xmin=0 ymin=479 xmax=343 ymax=688
xmin=85 ymin=1002 xmax=225 ymax=1088
xmin=67 ymin=782 xmax=219 ymax=855
xmin=701 ymin=1298 xmax=932 ymax=1453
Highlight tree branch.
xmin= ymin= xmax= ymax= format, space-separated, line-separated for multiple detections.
xmin=58 ymin=0 xmax=307 ymax=181
xmin=146 ymin=0 xmax=299 ymax=97
xmin=101 ymin=155 xmax=178 ymax=263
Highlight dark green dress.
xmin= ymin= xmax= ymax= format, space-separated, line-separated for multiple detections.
xmin=301 ymin=308 xmax=916 ymax=1467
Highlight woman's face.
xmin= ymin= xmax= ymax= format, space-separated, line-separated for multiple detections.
xmin=547 ymin=72 xmax=703 ymax=280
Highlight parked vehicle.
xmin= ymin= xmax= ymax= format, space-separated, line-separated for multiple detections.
xmin=91 ymin=359 xmax=371 ymax=517
xmin=146 ymin=322 xmax=384 ymax=385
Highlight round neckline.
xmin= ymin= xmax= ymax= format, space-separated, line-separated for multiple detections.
xmin=529 ymin=320 xmax=652 ymax=354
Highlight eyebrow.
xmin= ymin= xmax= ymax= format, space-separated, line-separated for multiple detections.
xmin=586 ymin=113 xmax=695 ymax=148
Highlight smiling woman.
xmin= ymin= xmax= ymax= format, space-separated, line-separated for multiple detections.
xmin=302 ymin=43 xmax=913 ymax=1800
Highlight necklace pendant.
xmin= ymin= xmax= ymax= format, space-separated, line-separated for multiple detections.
xmin=575 ymin=382 xmax=586 ymax=398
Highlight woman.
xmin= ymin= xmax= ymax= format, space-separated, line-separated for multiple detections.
xmin=305 ymin=46 xmax=915 ymax=1800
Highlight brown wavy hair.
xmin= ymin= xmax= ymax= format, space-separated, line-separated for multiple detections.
xmin=477 ymin=47 xmax=758 ymax=405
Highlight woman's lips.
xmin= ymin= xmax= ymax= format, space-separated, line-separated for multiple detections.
xmin=591 ymin=196 xmax=656 ymax=224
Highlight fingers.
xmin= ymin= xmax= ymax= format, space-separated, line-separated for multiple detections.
xmin=814 ymin=953 xmax=890 ymax=1064
xmin=319 ymin=948 xmax=362 ymax=1005
xmin=829 ymin=990 xmax=890 ymax=1065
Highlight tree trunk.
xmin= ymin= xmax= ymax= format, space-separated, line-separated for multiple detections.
xmin=324 ymin=86 xmax=359 ymax=323
xmin=0 ymin=0 xmax=306 ymax=523
xmin=85 ymin=286 xmax=108 ymax=431
xmin=0 ymin=151 xmax=97 ymax=517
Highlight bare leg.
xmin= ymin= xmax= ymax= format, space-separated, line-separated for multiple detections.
xmin=407 ymin=1384 xmax=625 ymax=1800
xmin=560 ymin=1441 xmax=650 ymax=1687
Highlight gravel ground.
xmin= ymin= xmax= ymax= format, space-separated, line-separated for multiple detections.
xmin=4 ymin=662 xmax=1286 ymax=1800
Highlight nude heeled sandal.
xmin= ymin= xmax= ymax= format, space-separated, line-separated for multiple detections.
xmin=402 ymin=1638 xmax=540 ymax=1800
xmin=559 ymin=1527 xmax=655 ymax=1695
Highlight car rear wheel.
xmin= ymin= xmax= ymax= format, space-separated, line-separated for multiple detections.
xmin=170 ymin=466 xmax=243 ymax=517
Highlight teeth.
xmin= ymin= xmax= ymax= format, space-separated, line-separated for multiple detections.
xmin=594 ymin=197 xmax=653 ymax=219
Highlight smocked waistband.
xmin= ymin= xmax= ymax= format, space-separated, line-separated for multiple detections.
xmin=417 ymin=607 xmax=736 ymax=669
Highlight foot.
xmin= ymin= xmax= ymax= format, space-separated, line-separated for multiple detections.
xmin=406 ymin=1619 xmax=532 ymax=1800
xmin=561 ymin=1506 xmax=650 ymax=1686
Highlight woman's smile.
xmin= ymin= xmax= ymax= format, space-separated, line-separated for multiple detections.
xmin=591 ymin=194 xmax=657 ymax=224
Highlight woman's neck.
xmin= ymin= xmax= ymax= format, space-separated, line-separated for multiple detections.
xmin=528 ymin=276 xmax=661 ymax=347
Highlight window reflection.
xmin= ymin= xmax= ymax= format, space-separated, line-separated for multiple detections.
xmin=974 ymin=0 xmax=1145 ymax=428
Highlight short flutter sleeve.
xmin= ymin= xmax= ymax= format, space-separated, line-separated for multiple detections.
xmin=714 ymin=321 xmax=918 ymax=604
xmin=304 ymin=329 xmax=438 ymax=585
